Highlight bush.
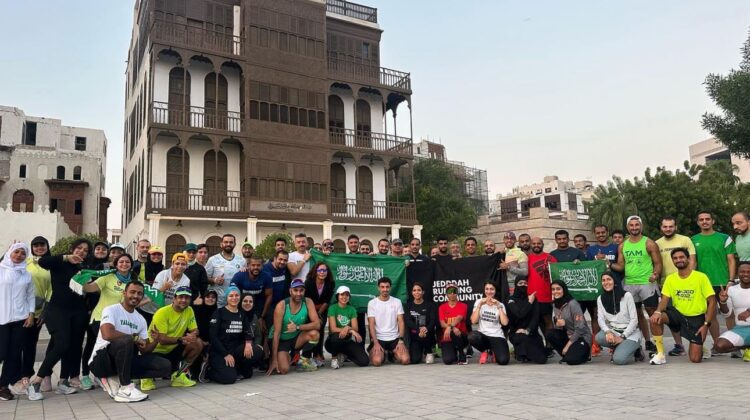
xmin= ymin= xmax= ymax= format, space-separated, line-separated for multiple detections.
xmin=253 ymin=232 xmax=294 ymax=261
xmin=50 ymin=234 xmax=104 ymax=256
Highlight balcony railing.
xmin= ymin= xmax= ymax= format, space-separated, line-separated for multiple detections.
xmin=151 ymin=18 xmax=242 ymax=56
xmin=331 ymin=198 xmax=417 ymax=222
xmin=329 ymin=128 xmax=412 ymax=155
xmin=149 ymin=186 xmax=244 ymax=213
xmin=326 ymin=0 xmax=377 ymax=23
xmin=152 ymin=101 xmax=242 ymax=133
xmin=328 ymin=57 xmax=411 ymax=92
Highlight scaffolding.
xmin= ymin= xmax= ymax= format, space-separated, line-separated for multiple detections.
xmin=445 ymin=159 xmax=490 ymax=216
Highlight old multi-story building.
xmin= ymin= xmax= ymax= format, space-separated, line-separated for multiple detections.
xmin=689 ymin=137 xmax=750 ymax=182
xmin=121 ymin=0 xmax=419 ymax=258
xmin=0 ymin=105 xmax=109 ymax=238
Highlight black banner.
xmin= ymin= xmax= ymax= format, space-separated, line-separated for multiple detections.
xmin=407 ymin=254 xmax=507 ymax=305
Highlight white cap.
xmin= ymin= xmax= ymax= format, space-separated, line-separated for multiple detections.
xmin=336 ymin=285 xmax=351 ymax=294
xmin=626 ymin=215 xmax=642 ymax=224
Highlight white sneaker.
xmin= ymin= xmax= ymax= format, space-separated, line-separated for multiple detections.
xmin=114 ymin=383 xmax=149 ymax=403
xmin=649 ymin=353 xmax=667 ymax=365
xmin=9 ymin=379 xmax=28 ymax=396
xmin=98 ymin=376 xmax=120 ymax=399
xmin=330 ymin=357 xmax=340 ymax=369
xmin=702 ymin=346 xmax=712 ymax=359
xmin=425 ymin=353 xmax=435 ymax=364
xmin=55 ymin=380 xmax=78 ymax=395
xmin=27 ymin=383 xmax=44 ymax=401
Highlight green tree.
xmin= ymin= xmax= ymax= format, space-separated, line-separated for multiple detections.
xmin=50 ymin=233 xmax=104 ymax=256
xmin=253 ymin=232 xmax=293 ymax=261
xmin=702 ymin=28 xmax=750 ymax=157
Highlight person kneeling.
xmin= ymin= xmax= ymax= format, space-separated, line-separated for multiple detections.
xmin=367 ymin=277 xmax=410 ymax=366
xmin=714 ymin=261 xmax=750 ymax=359
xmin=546 ymin=281 xmax=592 ymax=365
xmin=88 ymin=281 xmax=171 ymax=402
xmin=203 ymin=287 xmax=262 ymax=384
xmin=325 ymin=286 xmax=369 ymax=368
xmin=595 ymin=272 xmax=644 ymax=365
xmin=506 ymin=279 xmax=547 ymax=364
xmin=438 ymin=283 xmax=469 ymax=365
xmin=469 ymin=281 xmax=510 ymax=365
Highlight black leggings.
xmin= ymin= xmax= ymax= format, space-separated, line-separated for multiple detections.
xmin=89 ymin=336 xmax=171 ymax=386
xmin=324 ymin=334 xmax=369 ymax=367
xmin=81 ymin=321 xmax=99 ymax=376
xmin=408 ymin=330 xmax=435 ymax=364
xmin=208 ymin=343 xmax=263 ymax=384
xmin=312 ymin=315 xmax=327 ymax=358
xmin=38 ymin=306 xmax=88 ymax=379
xmin=440 ymin=331 xmax=468 ymax=365
xmin=468 ymin=331 xmax=510 ymax=365
xmin=0 ymin=320 xmax=25 ymax=387
xmin=546 ymin=329 xmax=590 ymax=365
xmin=509 ymin=332 xmax=547 ymax=364
xmin=21 ymin=321 xmax=43 ymax=378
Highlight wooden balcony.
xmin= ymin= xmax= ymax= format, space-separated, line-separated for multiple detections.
xmin=148 ymin=186 xmax=245 ymax=216
xmin=151 ymin=18 xmax=242 ymax=57
xmin=327 ymin=57 xmax=411 ymax=94
xmin=326 ymin=0 xmax=378 ymax=23
xmin=152 ymin=101 xmax=242 ymax=133
xmin=331 ymin=197 xmax=417 ymax=223
xmin=329 ymin=128 xmax=412 ymax=156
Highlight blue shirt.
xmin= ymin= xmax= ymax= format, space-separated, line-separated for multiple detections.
xmin=587 ymin=243 xmax=624 ymax=287
xmin=261 ymin=262 xmax=289 ymax=307
xmin=230 ymin=271 xmax=271 ymax=317
xmin=550 ymin=247 xmax=587 ymax=263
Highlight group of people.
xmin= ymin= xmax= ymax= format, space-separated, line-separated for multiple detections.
xmin=1 ymin=209 xmax=749 ymax=403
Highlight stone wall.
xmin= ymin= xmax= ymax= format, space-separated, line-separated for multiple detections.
xmin=0 ymin=203 xmax=74 ymax=247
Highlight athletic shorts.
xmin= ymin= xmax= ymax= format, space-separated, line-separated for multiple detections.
xmin=719 ymin=326 xmax=750 ymax=348
xmin=578 ymin=300 xmax=597 ymax=315
xmin=154 ymin=343 xmax=186 ymax=370
xmin=538 ymin=303 xmax=553 ymax=318
xmin=368 ymin=338 xmax=400 ymax=352
xmin=665 ymin=307 xmax=706 ymax=345
xmin=277 ymin=336 xmax=299 ymax=353
xmin=624 ymin=283 xmax=659 ymax=307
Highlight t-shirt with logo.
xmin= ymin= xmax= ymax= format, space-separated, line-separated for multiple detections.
xmin=262 ymin=262 xmax=290 ymax=307
xmin=586 ymin=243 xmax=623 ymax=286
xmin=152 ymin=269 xmax=191 ymax=306
xmin=527 ymin=253 xmax=557 ymax=303
xmin=692 ymin=232 xmax=736 ymax=286
xmin=328 ymin=303 xmax=357 ymax=329
xmin=91 ymin=303 xmax=148 ymax=363
xmin=661 ymin=270 xmax=715 ymax=316
xmin=91 ymin=273 xmax=127 ymax=322
xmin=150 ymin=304 xmax=198 ymax=354
xmin=656 ymin=234 xmax=696 ymax=279
xmin=206 ymin=253 xmax=247 ymax=306
xmin=438 ymin=301 xmax=468 ymax=343
xmin=230 ymin=271 xmax=271 ymax=318
xmin=474 ymin=299 xmax=506 ymax=338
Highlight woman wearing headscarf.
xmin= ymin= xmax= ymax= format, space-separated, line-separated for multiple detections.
xmin=27 ymin=238 xmax=92 ymax=400
xmin=506 ymin=278 xmax=547 ymax=364
xmin=304 ymin=262 xmax=335 ymax=367
xmin=0 ymin=243 xmax=34 ymax=401
xmin=77 ymin=241 xmax=109 ymax=390
xmin=545 ymin=280 xmax=592 ymax=365
xmin=596 ymin=271 xmax=644 ymax=365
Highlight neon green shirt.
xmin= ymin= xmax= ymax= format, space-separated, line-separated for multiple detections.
xmin=90 ymin=273 xmax=127 ymax=322
xmin=150 ymin=305 xmax=198 ymax=354
xmin=661 ymin=270 xmax=715 ymax=316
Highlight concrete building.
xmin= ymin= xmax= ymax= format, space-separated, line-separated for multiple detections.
xmin=121 ymin=0 xmax=420 ymax=260
xmin=0 ymin=204 xmax=74 ymax=248
xmin=489 ymin=175 xmax=594 ymax=217
xmin=0 ymin=105 xmax=109 ymax=238
xmin=689 ymin=137 xmax=750 ymax=182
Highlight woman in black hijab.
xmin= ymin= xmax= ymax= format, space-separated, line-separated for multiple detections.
xmin=506 ymin=278 xmax=547 ymax=364
xmin=545 ymin=280 xmax=592 ymax=365
xmin=595 ymin=271 xmax=644 ymax=364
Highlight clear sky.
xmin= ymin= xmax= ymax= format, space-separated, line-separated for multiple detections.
xmin=1 ymin=1 xmax=748 ymax=229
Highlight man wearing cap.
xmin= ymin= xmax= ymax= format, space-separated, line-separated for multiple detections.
xmin=183 ymin=243 xmax=209 ymax=301
xmin=499 ymin=232 xmax=528 ymax=288
xmin=142 ymin=286 xmax=203 ymax=390
xmin=367 ymin=277 xmax=410 ymax=366
xmin=266 ymin=279 xmax=321 ymax=374
xmin=391 ymin=238 xmax=405 ymax=257
xmin=612 ymin=215 xmax=663 ymax=356
xmin=288 ymin=233 xmax=312 ymax=281
xmin=206 ymin=233 xmax=246 ymax=307
xmin=153 ymin=253 xmax=192 ymax=306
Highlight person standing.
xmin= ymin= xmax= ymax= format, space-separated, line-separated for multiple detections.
xmin=288 ymin=233 xmax=312 ymax=281
xmin=260 ymin=250 xmax=290 ymax=330
xmin=206 ymin=234 xmax=246 ymax=307
xmin=153 ymin=253 xmax=192 ymax=306
xmin=586 ymin=225 xmax=622 ymax=287
xmin=304 ymin=262 xmax=335 ymax=367
xmin=463 ymin=237 xmax=479 ymax=257
xmin=183 ymin=243 xmax=209 ymax=301
xmin=732 ymin=212 xmax=750 ymax=261
xmin=132 ymin=239 xmax=151 ymax=283
xmin=499 ymin=232 xmax=528 ymax=288
xmin=526 ymin=237 xmax=557 ymax=348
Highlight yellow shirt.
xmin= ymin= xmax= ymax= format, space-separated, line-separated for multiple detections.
xmin=149 ymin=305 xmax=198 ymax=354
xmin=661 ymin=270 xmax=715 ymax=317
xmin=656 ymin=234 xmax=696 ymax=279
xmin=91 ymin=274 xmax=127 ymax=322
xmin=26 ymin=258 xmax=51 ymax=317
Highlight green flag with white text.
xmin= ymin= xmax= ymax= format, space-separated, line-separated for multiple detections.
xmin=549 ymin=260 xmax=607 ymax=301
xmin=310 ymin=250 xmax=407 ymax=312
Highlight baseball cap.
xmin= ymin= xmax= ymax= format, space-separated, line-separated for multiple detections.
xmin=392 ymin=238 xmax=404 ymax=245
xmin=148 ymin=246 xmax=164 ymax=255
xmin=183 ymin=243 xmax=198 ymax=252
xmin=290 ymin=279 xmax=306 ymax=289
xmin=242 ymin=241 xmax=254 ymax=248
xmin=336 ymin=285 xmax=351 ymax=295
xmin=626 ymin=215 xmax=642 ymax=224
xmin=110 ymin=242 xmax=126 ymax=251
xmin=503 ymin=231 xmax=517 ymax=239
xmin=175 ymin=286 xmax=192 ymax=297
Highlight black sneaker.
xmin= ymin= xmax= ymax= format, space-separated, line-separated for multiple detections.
xmin=545 ymin=348 xmax=555 ymax=359
xmin=0 ymin=387 xmax=14 ymax=401
xmin=634 ymin=348 xmax=645 ymax=362
xmin=645 ymin=340 xmax=656 ymax=353
xmin=668 ymin=344 xmax=685 ymax=356
xmin=457 ymin=351 xmax=467 ymax=365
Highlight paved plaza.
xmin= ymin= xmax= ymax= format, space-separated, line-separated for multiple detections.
xmin=4 ymin=340 xmax=748 ymax=420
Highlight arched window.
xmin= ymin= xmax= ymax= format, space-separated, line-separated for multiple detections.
xmin=203 ymin=150 xmax=228 ymax=206
xmin=73 ymin=166 xmax=82 ymax=181
xmin=205 ymin=73 xmax=228 ymax=129
xmin=56 ymin=166 xmax=65 ymax=180
xmin=206 ymin=235 xmax=222 ymax=257
xmin=164 ymin=234 xmax=187 ymax=267
xmin=166 ymin=147 xmax=189 ymax=208
xmin=330 ymin=163 xmax=347 ymax=213
xmin=168 ymin=67 xmax=190 ymax=125
xmin=12 ymin=189 xmax=34 ymax=212
xmin=355 ymin=99 xmax=371 ymax=148
xmin=357 ymin=166 xmax=373 ymax=215
xmin=328 ymin=96 xmax=344 ymax=131
xmin=333 ymin=239 xmax=346 ymax=254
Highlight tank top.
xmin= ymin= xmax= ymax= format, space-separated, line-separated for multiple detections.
xmin=623 ymin=236 xmax=653 ymax=285
xmin=268 ymin=297 xmax=309 ymax=340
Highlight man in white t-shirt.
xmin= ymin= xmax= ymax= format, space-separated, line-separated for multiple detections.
xmin=288 ymin=232 xmax=311 ymax=281
xmin=153 ymin=253 xmax=192 ymax=305
xmin=367 ymin=277 xmax=410 ymax=366
xmin=206 ymin=234 xmax=246 ymax=306
xmin=715 ymin=261 xmax=750 ymax=359
xmin=88 ymin=281 xmax=171 ymax=403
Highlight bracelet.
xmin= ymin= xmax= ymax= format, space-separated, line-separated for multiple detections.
xmin=653 ymin=311 xmax=662 ymax=315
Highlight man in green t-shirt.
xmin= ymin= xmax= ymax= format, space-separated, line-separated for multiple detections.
xmin=692 ymin=210 xmax=736 ymax=348
xmin=143 ymin=286 xmax=203 ymax=390
xmin=649 ymin=248 xmax=716 ymax=365
xmin=732 ymin=212 xmax=750 ymax=261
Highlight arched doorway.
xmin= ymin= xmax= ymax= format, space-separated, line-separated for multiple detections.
xmin=328 ymin=95 xmax=345 ymax=144
xmin=330 ymin=163 xmax=346 ymax=213
xmin=12 ymin=189 xmax=34 ymax=212
xmin=168 ymin=67 xmax=190 ymax=125
xmin=355 ymin=99 xmax=371 ymax=148
xmin=203 ymin=150 xmax=228 ymax=206
xmin=357 ymin=166 xmax=373 ymax=215
xmin=333 ymin=239 xmax=346 ymax=254
xmin=164 ymin=234 xmax=186 ymax=267
xmin=166 ymin=147 xmax=190 ymax=208
xmin=206 ymin=235 xmax=222 ymax=257
xmin=205 ymin=73 xmax=228 ymax=129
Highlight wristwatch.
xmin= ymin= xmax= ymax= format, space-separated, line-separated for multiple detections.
xmin=295 ymin=325 xmax=300 ymax=331
xmin=704 ymin=321 xmax=712 ymax=327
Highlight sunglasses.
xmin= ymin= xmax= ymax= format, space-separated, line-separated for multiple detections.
xmin=316 ymin=268 xmax=328 ymax=273
xmin=323 ymin=243 xmax=334 ymax=248
xmin=446 ymin=287 xmax=457 ymax=294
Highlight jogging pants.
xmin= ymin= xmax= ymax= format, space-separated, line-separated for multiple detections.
xmin=509 ymin=332 xmax=547 ymax=364
xmin=408 ymin=330 xmax=435 ymax=364
xmin=89 ymin=336 xmax=171 ymax=386
xmin=546 ymin=329 xmax=590 ymax=365
xmin=312 ymin=316 xmax=327 ymax=358
xmin=81 ymin=321 xmax=100 ymax=376
xmin=356 ymin=312 xmax=368 ymax=349
xmin=324 ymin=334 xmax=370 ymax=366
xmin=37 ymin=306 xmax=88 ymax=379
xmin=468 ymin=331 xmax=510 ymax=365
xmin=440 ymin=331 xmax=468 ymax=365
xmin=595 ymin=331 xmax=640 ymax=365
xmin=207 ymin=344 xmax=263 ymax=384
xmin=21 ymin=321 xmax=43 ymax=378
xmin=0 ymin=320 xmax=25 ymax=387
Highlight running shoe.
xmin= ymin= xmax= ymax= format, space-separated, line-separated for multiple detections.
xmin=0 ymin=387 xmax=13 ymax=401
xmin=290 ymin=351 xmax=301 ymax=366
xmin=425 ymin=353 xmax=435 ymax=364
xmin=69 ymin=377 xmax=81 ymax=388
xmin=702 ymin=346 xmax=712 ymax=359
xmin=27 ymin=382 xmax=44 ymax=401
xmin=114 ymin=383 xmax=149 ymax=403
xmin=170 ymin=372 xmax=196 ymax=387
xmin=80 ymin=376 xmax=95 ymax=390
xmin=313 ymin=357 xmax=325 ymax=368
xmin=649 ymin=353 xmax=667 ymax=365
xmin=743 ymin=348 xmax=750 ymax=362
xmin=668 ymin=344 xmax=685 ymax=356
xmin=591 ymin=342 xmax=602 ymax=357
xmin=479 ymin=351 xmax=489 ymax=364
xmin=644 ymin=340 xmax=656 ymax=353
xmin=297 ymin=357 xmax=318 ymax=372
xmin=55 ymin=380 xmax=78 ymax=395
xmin=634 ymin=347 xmax=645 ymax=362
xmin=9 ymin=378 xmax=28 ymax=396
xmin=330 ymin=355 xmax=341 ymax=369
xmin=198 ymin=359 xmax=210 ymax=384
xmin=98 ymin=376 xmax=120 ymax=399
xmin=731 ymin=350 xmax=743 ymax=359
xmin=140 ymin=378 xmax=156 ymax=391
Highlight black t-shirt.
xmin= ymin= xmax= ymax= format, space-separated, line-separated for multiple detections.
xmin=405 ymin=300 xmax=436 ymax=333
xmin=209 ymin=307 xmax=254 ymax=356
xmin=550 ymin=247 xmax=587 ymax=263
xmin=39 ymin=255 xmax=87 ymax=311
